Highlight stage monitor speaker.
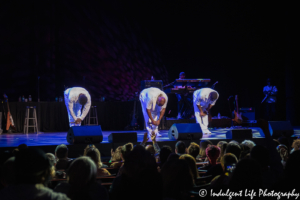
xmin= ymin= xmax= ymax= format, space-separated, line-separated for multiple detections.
xmin=239 ymin=108 xmax=255 ymax=120
xmin=67 ymin=126 xmax=103 ymax=144
xmin=108 ymin=132 xmax=137 ymax=143
xmin=226 ymin=129 xmax=252 ymax=140
xmin=268 ymin=121 xmax=294 ymax=138
xmin=168 ymin=123 xmax=202 ymax=140
xmin=141 ymin=80 xmax=163 ymax=90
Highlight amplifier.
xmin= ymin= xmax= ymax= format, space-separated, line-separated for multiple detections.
xmin=141 ymin=80 xmax=163 ymax=90
xmin=239 ymin=107 xmax=255 ymax=120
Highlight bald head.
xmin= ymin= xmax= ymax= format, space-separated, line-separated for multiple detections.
xmin=78 ymin=94 xmax=88 ymax=105
xmin=157 ymin=96 xmax=166 ymax=107
xmin=209 ymin=92 xmax=218 ymax=101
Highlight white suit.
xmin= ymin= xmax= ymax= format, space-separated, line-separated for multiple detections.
xmin=139 ymin=87 xmax=168 ymax=137
xmin=193 ymin=88 xmax=219 ymax=134
xmin=64 ymin=87 xmax=91 ymax=127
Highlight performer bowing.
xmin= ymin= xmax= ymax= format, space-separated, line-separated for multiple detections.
xmin=140 ymin=87 xmax=168 ymax=137
xmin=64 ymin=87 xmax=91 ymax=127
xmin=193 ymin=88 xmax=219 ymax=135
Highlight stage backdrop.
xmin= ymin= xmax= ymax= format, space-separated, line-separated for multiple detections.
xmin=0 ymin=0 xmax=168 ymax=102
xmin=0 ymin=0 xmax=298 ymax=125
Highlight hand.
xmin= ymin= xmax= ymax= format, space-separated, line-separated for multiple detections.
xmin=200 ymin=111 xmax=207 ymax=117
xmin=152 ymin=121 xmax=159 ymax=126
xmin=279 ymin=148 xmax=288 ymax=161
xmin=151 ymin=132 xmax=156 ymax=142
xmin=75 ymin=118 xmax=82 ymax=124
xmin=143 ymin=132 xmax=149 ymax=143
xmin=156 ymin=119 xmax=161 ymax=126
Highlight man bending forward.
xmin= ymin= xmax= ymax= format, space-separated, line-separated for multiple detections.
xmin=140 ymin=87 xmax=168 ymax=137
xmin=193 ymin=88 xmax=219 ymax=134
xmin=64 ymin=87 xmax=91 ymax=127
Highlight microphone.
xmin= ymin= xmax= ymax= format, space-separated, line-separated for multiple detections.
xmin=227 ymin=96 xmax=233 ymax=101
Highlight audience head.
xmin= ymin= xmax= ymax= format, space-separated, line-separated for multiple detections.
xmin=187 ymin=142 xmax=200 ymax=160
xmin=225 ymin=143 xmax=241 ymax=160
xmin=175 ymin=141 xmax=186 ymax=155
xmin=111 ymin=146 xmax=122 ymax=162
xmin=161 ymin=159 xmax=194 ymax=200
xmin=179 ymin=154 xmax=199 ymax=181
xmin=135 ymin=168 xmax=163 ymax=200
xmin=46 ymin=153 xmax=56 ymax=178
xmin=276 ymin=144 xmax=288 ymax=153
xmin=229 ymin=140 xmax=239 ymax=145
xmin=285 ymin=150 xmax=300 ymax=180
xmin=206 ymin=145 xmax=221 ymax=165
xmin=83 ymin=145 xmax=103 ymax=168
xmin=291 ymin=139 xmax=300 ymax=152
xmin=159 ymin=145 xmax=172 ymax=167
xmin=250 ymin=145 xmax=270 ymax=169
xmin=55 ymin=144 xmax=68 ymax=159
xmin=229 ymin=158 xmax=263 ymax=191
xmin=240 ymin=144 xmax=251 ymax=159
xmin=241 ymin=140 xmax=255 ymax=149
xmin=66 ymin=157 xmax=98 ymax=200
xmin=12 ymin=148 xmax=19 ymax=156
xmin=278 ymin=137 xmax=290 ymax=151
xmin=1 ymin=157 xmax=16 ymax=186
xmin=67 ymin=156 xmax=97 ymax=187
xmin=15 ymin=148 xmax=51 ymax=185
xmin=145 ymin=145 xmax=155 ymax=156
xmin=133 ymin=144 xmax=145 ymax=151
xmin=221 ymin=153 xmax=238 ymax=172
xmin=121 ymin=142 xmax=133 ymax=161
xmin=199 ymin=140 xmax=213 ymax=158
xmin=18 ymin=143 xmax=28 ymax=150
xmin=46 ymin=153 xmax=56 ymax=167
xmin=123 ymin=146 xmax=157 ymax=180
xmin=217 ymin=141 xmax=227 ymax=161
xmin=167 ymin=153 xmax=180 ymax=161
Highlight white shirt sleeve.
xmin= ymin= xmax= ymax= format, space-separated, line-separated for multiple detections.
xmin=147 ymin=97 xmax=153 ymax=110
xmin=68 ymin=97 xmax=77 ymax=121
xmin=195 ymin=90 xmax=202 ymax=106
xmin=67 ymin=87 xmax=91 ymax=121
xmin=80 ymin=95 xmax=91 ymax=120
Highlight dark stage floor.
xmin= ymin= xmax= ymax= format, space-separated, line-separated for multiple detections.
xmin=1 ymin=127 xmax=299 ymax=158
xmin=0 ymin=127 xmax=269 ymax=147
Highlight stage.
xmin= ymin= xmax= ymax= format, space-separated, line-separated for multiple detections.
xmin=1 ymin=127 xmax=299 ymax=160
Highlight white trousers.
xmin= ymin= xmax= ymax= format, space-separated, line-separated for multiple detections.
xmin=64 ymin=89 xmax=82 ymax=127
xmin=194 ymin=103 xmax=210 ymax=133
xmin=140 ymin=103 xmax=160 ymax=137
